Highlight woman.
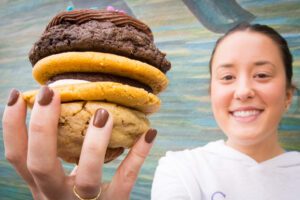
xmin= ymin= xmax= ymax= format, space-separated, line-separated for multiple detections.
xmin=2 ymin=23 xmax=299 ymax=200
xmin=151 ymin=23 xmax=300 ymax=199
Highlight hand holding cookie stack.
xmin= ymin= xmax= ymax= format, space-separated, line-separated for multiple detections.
xmin=23 ymin=8 xmax=171 ymax=164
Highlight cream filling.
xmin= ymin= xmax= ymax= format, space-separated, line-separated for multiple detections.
xmin=48 ymin=79 xmax=90 ymax=87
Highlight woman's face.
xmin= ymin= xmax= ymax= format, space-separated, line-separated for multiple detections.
xmin=210 ymin=31 xmax=293 ymax=146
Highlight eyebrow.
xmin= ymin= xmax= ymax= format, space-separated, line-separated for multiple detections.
xmin=253 ymin=61 xmax=276 ymax=68
xmin=217 ymin=61 xmax=276 ymax=69
xmin=217 ymin=63 xmax=234 ymax=69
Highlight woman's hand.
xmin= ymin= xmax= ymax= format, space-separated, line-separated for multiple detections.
xmin=2 ymin=86 xmax=157 ymax=200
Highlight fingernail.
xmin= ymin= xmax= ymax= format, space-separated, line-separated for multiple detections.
xmin=7 ymin=89 xmax=20 ymax=106
xmin=104 ymin=147 xmax=125 ymax=163
xmin=37 ymin=86 xmax=54 ymax=106
xmin=93 ymin=108 xmax=109 ymax=128
xmin=145 ymin=129 xmax=157 ymax=144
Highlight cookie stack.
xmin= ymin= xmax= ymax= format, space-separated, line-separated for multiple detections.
xmin=23 ymin=9 xmax=171 ymax=163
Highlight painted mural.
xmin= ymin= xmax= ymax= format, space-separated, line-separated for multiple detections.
xmin=0 ymin=0 xmax=299 ymax=199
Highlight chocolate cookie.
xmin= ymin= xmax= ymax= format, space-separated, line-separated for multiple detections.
xmin=29 ymin=10 xmax=171 ymax=73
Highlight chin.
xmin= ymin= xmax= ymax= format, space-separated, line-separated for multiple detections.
xmin=225 ymin=129 xmax=269 ymax=146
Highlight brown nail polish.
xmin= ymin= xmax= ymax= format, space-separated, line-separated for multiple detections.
xmin=37 ymin=86 xmax=54 ymax=106
xmin=93 ymin=108 xmax=109 ymax=128
xmin=7 ymin=89 xmax=20 ymax=106
xmin=104 ymin=147 xmax=125 ymax=163
xmin=145 ymin=129 xmax=157 ymax=144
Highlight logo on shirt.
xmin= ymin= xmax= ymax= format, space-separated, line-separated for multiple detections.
xmin=211 ymin=191 xmax=226 ymax=200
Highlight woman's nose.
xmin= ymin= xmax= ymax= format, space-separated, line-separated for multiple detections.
xmin=233 ymin=78 xmax=255 ymax=101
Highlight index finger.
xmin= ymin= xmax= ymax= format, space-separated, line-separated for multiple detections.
xmin=27 ymin=86 xmax=66 ymax=198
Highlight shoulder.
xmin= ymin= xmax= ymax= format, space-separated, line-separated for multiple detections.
xmin=152 ymin=140 xmax=225 ymax=199
xmin=158 ymin=146 xmax=202 ymax=166
xmin=157 ymin=140 xmax=225 ymax=167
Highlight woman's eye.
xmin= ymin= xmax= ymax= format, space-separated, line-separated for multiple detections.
xmin=254 ymin=73 xmax=269 ymax=79
xmin=222 ymin=75 xmax=234 ymax=80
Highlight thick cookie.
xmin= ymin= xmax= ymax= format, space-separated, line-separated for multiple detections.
xmin=22 ymin=81 xmax=161 ymax=114
xmin=32 ymin=52 xmax=168 ymax=94
xmin=29 ymin=20 xmax=171 ymax=73
xmin=57 ymin=101 xmax=150 ymax=163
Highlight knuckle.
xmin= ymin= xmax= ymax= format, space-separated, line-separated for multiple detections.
xmin=119 ymin=166 xmax=138 ymax=183
xmin=5 ymin=151 xmax=23 ymax=166
xmin=2 ymin=117 xmax=14 ymax=130
xmin=29 ymin=122 xmax=46 ymax=133
xmin=76 ymin=180 xmax=99 ymax=194
xmin=2 ymin=118 xmax=9 ymax=127
xmin=131 ymin=149 xmax=147 ymax=160
xmin=85 ymin=144 xmax=103 ymax=156
xmin=27 ymin=161 xmax=51 ymax=178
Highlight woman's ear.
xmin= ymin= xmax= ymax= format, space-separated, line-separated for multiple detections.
xmin=285 ymin=86 xmax=295 ymax=110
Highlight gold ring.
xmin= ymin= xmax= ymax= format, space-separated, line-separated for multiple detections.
xmin=73 ymin=185 xmax=102 ymax=200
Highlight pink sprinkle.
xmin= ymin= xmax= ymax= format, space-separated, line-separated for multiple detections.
xmin=106 ymin=6 xmax=126 ymax=14
xmin=106 ymin=6 xmax=115 ymax=11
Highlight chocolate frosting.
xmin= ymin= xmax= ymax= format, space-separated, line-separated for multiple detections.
xmin=46 ymin=9 xmax=153 ymax=41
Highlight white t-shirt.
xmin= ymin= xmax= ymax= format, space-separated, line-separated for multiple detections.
xmin=151 ymin=140 xmax=300 ymax=200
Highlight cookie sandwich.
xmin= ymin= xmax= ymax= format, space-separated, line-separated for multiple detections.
xmin=23 ymin=8 xmax=171 ymax=163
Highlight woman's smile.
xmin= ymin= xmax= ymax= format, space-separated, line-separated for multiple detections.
xmin=230 ymin=106 xmax=264 ymax=123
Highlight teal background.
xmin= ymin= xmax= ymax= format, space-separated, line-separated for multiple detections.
xmin=0 ymin=0 xmax=299 ymax=199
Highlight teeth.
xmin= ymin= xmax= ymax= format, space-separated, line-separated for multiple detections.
xmin=233 ymin=110 xmax=260 ymax=117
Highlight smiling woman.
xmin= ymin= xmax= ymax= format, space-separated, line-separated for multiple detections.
xmin=151 ymin=23 xmax=300 ymax=200
xmin=210 ymin=24 xmax=295 ymax=162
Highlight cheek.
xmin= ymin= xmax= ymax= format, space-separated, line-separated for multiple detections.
xmin=210 ymin=83 xmax=232 ymax=114
xmin=258 ymin=81 xmax=287 ymax=109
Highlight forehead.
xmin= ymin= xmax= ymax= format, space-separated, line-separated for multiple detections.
xmin=211 ymin=31 xmax=283 ymax=68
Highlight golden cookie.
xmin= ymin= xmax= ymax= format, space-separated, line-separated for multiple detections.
xmin=32 ymin=52 xmax=168 ymax=94
xmin=57 ymin=101 xmax=150 ymax=163
xmin=22 ymin=82 xmax=161 ymax=114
